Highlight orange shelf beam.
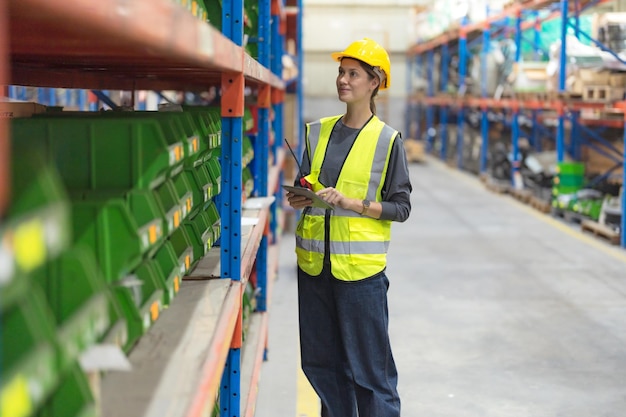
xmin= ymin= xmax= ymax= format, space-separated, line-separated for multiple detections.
xmin=408 ymin=0 xmax=609 ymax=56
xmin=7 ymin=0 xmax=284 ymax=90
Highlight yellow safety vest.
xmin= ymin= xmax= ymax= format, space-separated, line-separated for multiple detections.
xmin=295 ymin=114 xmax=397 ymax=281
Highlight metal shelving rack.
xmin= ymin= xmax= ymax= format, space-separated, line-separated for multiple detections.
xmin=407 ymin=0 xmax=626 ymax=247
xmin=0 ymin=0 xmax=297 ymax=415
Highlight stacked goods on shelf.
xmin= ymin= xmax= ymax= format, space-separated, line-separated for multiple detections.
xmin=597 ymin=13 xmax=626 ymax=54
xmin=9 ymin=107 xmax=225 ymax=354
xmin=552 ymin=162 xmax=605 ymax=222
xmin=1 ymin=152 xmax=101 ymax=417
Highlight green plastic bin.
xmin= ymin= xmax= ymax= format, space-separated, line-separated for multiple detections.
xmin=183 ymin=210 xmax=213 ymax=266
xmin=31 ymin=246 xmax=110 ymax=373
xmin=71 ymin=197 xmax=143 ymax=283
xmin=13 ymin=116 xmax=174 ymax=191
xmin=172 ymin=171 xmax=195 ymax=222
xmin=205 ymin=157 xmax=222 ymax=198
xmin=38 ymin=364 xmax=97 ymax=417
xmin=153 ymin=179 xmax=184 ymax=236
xmin=152 ymin=241 xmax=182 ymax=305
xmin=0 ymin=287 xmax=59 ymax=417
xmin=169 ymin=226 xmax=194 ymax=277
xmin=205 ymin=200 xmax=221 ymax=245
xmin=2 ymin=153 xmax=71 ymax=304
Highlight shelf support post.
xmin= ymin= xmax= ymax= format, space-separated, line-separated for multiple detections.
xmin=480 ymin=20 xmax=491 ymax=174
xmin=457 ymin=17 xmax=469 ymax=169
xmin=622 ymin=112 xmax=626 ymax=248
xmin=270 ymin=10 xmax=285 ymax=245
xmin=569 ymin=110 xmax=581 ymax=161
xmin=440 ymin=43 xmax=450 ymax=161
xmin=219 ymin=70 xmax=244 ymax=417
xmin=426 ymin=49 xmax=435 ymax=153
xmin=511 ymin=104 xmax=521 ymax=188
xmin=558 ymin=0 xmax=569 ymax=95
xmin=556 ymin=104 xmax=566 ymax=162
xmin=531 ymin=110 xmax=542 ymax=152
xmin=415 ymin=54 xmax=424 ymax=145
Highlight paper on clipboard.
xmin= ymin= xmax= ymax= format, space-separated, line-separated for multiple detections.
xmin=282 ymin=185 xmax=334 ymax=210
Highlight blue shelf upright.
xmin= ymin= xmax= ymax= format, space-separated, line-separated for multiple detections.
xmin=219 ymin=0 xmax=245 ymax=414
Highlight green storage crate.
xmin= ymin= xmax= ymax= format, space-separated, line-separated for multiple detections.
xmin=183 ymin=164 xmax=213 ymax=213
xmin=0 ymin=288 xmax=59 ymax=417
xmin=153 ymin=179 xmax=184 ymax=236
xmin=129 ymin=260 xmax=165 ymax=331
xmin=169 ymin=226 xmax=194 ymax=277
xmin=553 ymin=162 xmax=585 ymax=197
xmin=38 ymin=364 xmax=97 ymax=417
xmin=31 ymin=246 xmax=110 ymax=373
xmin=71 ymin=197 xmax=143 ymax=283
xmin=182 ymin=105 xmax=222 ymax=151
xmin=183 ymin=210 xmax=212 ymax=265
xmin=95 ymin=111 xmax=203 ymax=168
xmin=152 ymin=241 xmax=182 ymax=305
xmin=205 ymin=200 xmax=221 ymax=246
xmin=110 ymin=283 xmax=144 ymax=353
xmin=76 ymin=189 xmax=164 ymax=257
xmin=172 ymin=171 xmax=195 ymax=222
xmin=205 ymin=157 xmax=222 ymax=198
xmin=1 ymin=153 xmax=71 ymax=307
xmin=13 ymin=116 xmax=175 ymax=191
xmin=99 ymin=292 xmax=129 ymax=351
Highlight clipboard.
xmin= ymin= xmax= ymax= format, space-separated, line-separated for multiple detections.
xmin=282 ymin=185 xmax=334 ymax=210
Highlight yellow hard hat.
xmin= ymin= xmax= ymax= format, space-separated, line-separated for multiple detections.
xmin=331 ymin=38 xmax=391 ymax=90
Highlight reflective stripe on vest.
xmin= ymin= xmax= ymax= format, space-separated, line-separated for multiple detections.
xmin=295 ymin=115 xmax=397 ymax=281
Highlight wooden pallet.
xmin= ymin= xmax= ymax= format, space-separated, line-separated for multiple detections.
xmin=509 ymin=188 xmax=532 ymax=204
xmin=529 ymin=195 xmax=552 ymax=213
xmin=552 ymin=207 xmax=587 ymax=223
xmin=484 ymin=178 xmax=510 ymax=194
xmin=582 ymin=85 xmax=625 ymax=102
xmin=581 ymin=219 xmax=620 ymax=245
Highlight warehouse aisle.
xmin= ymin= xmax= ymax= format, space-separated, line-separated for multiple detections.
xmin=255 ymin=157 xmax=626 ymax=417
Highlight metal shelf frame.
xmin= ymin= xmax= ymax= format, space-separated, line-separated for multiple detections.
xmin=407 ymin=0 xmax=626 ymax=247
xmin=0 ymin=0 xmax=296 ymax=415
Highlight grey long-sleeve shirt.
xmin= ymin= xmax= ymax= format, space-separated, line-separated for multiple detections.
xmin=296 ymin=118 xmax=412 ymax=222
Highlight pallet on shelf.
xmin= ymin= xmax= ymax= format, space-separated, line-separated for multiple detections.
xmin=529 ymin=195 xmax=551 ymax=214
xmin=582 ymin=85 xmax=626 ymax=102
xmin=581 ymin=219 xmax=620 ymax=245
xmin=509 ymin=188 xmax=533 ymax=204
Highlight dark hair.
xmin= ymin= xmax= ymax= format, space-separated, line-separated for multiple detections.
xmin=358 ymin=61 xmax=380 ymax=114
xmin=341 ymin=58 xmax=380 ymax=114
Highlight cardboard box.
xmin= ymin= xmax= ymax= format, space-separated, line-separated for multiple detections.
xmin=0 ymin=101 xmax=47 ymax=118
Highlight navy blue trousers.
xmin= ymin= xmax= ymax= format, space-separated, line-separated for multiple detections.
xmin=297 ymin=267 xmax=401 ymax=417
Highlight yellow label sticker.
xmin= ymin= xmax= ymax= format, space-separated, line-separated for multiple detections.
xmin=192 ymin=1 xmax=198 ymax=16
xmin=187 ymin=198 xmax=192 ymax=213
xmin=1 ymin=374 xmax=33 ymax=417
xmin=174 ymin=210 xmax=181 ymax=228
xmin=150 ymin=302 xmax=160 ymax=322
xmin=176 ymin=145 xmax=183 ymax=161
xmin=174 ymin=276 xmax=180 ymax=293
xmin=149 ymin=224 xmax=157 ymax=245
xmin=185 ymin=255 xmax=190 ymax=271
xmin=193 ymin=138 xmax=199 ymax=152
xmin=14 ymin=218 xmax=46 ymax=272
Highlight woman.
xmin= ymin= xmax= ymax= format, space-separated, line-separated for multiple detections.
xmin=287 ymin=38 xmax=412 ymax=417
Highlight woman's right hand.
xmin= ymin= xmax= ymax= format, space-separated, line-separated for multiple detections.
xmin=287 ymin=192 xmax=312 ymax=210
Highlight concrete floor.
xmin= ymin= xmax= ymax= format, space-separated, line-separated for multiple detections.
xmin=255 ymin=157 xmax=626 ymax=417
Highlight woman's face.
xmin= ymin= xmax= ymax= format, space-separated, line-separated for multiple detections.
xmin=336 ymin=58 xmax=379 ymax=104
